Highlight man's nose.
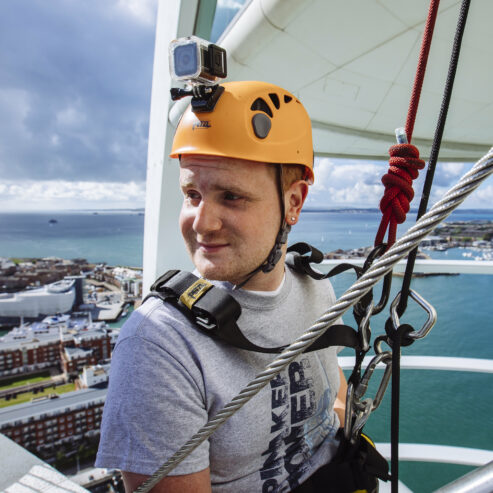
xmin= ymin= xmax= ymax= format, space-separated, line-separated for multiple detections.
xmin=193 ymin=201 xmax=222 ymax=234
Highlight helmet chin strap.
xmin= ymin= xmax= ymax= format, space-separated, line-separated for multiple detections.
xmin=233 ymin=165 xmax=290 ymax=290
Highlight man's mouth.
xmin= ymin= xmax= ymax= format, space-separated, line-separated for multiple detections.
xmin=197 ymin=242 xmax=229 ymax=253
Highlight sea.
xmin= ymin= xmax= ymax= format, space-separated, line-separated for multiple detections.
xmin=0 ymin=208 xmax=492 ymax=492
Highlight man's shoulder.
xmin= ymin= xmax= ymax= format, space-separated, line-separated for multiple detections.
xmin=287 ymin=264 xmax=338 ymax=306
xmin=116 ymin=295 xmax=201 ymax=352
xmin=125 ymin=295 xmax=183 ymax=328
xmin=288 ymin=263 xmax=335 ymax=289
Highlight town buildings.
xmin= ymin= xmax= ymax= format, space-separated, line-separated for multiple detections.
xmin=0 ymin=258 xmax=139 ymax=470
xmin=0 ymin=257 xmax=93 ymax=294
xmin=0 ymin=387 xmax=107 ymax=463
xmin=0 ymin=314 xmax=118 ymax=379
xmin=93 ymin=266 xmax=143 ymax=300
xmin=78 ymin=363 xmax=110 ymax=389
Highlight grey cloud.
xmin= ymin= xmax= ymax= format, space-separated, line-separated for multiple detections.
xmin=0 ymin=0 xmax=156 ymax=182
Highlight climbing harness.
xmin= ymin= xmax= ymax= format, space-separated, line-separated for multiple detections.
xmin=291 ymin=432 xmax=388 ymax=493
xmin=144 ymin=267 xmax=362 ymax=355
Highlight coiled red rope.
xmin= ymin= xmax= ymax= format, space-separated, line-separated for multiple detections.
xmin=375 ymin=144 xmax=425 ymax=246
xmin=375 ymin=0 xmax=440 ymax=248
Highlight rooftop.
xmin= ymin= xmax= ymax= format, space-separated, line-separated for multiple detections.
xmin=0 ymin=387 xmax=107 ymax=427
xmin=0 ymin=433 xmax=89 ymax=492
xmin=64 ymin=346 xmax=93 ymax=361
xmin=0 ymin=319 xmax=109 ymax=352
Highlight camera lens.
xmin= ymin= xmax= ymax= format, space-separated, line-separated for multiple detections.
xmin=174 ymin=43 xmax=198 ymax=77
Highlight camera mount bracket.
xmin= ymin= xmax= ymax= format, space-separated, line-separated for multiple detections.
xmin=170 ymin=84 xmax=225 ymax=113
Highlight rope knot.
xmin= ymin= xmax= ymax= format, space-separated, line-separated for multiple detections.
xmin=375 ymin=143 xmax=425 ymax=248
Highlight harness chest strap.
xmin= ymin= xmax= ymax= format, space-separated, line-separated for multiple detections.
xmin=144 ymin=269 xmax=360 ymax=354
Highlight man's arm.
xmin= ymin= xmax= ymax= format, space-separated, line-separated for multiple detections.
xmin=122 ymin=468 xmax=212 ymax=493
xmin=333 ymin=366 xmax=348 ymax=428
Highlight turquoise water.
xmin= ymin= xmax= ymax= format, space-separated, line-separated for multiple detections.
xmin=331 ymin=272 xmax=493 ymax=491
xmin=0 ymin=211 xmax=144 ymax=267
xmin=290 ymin=209 xmax=493 ymax=491
xmin=0 ymin=209 xmax=492 ymax=491
xmin=1 ymin=208 xmax=490 ymax=267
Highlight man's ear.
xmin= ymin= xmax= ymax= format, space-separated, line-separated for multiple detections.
xmin=285 ymin=180 xmax=309 ymax=224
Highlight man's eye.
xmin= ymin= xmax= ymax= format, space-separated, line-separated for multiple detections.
xmin=224 ymin=191 xmax=241 ymax=201
xmin=185 ymin=190 xmax=201 ymax=201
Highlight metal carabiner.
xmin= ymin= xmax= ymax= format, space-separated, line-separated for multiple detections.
xmin=372 ymin=353 xmax=392 ymax=410
xmin=351 ymin=398 xmax=373 ymax=443
xmin=354 ymin=351 xmax=392 ymax=411
xmin=374 ymin=334 xmax=390 ymax=355
xmin=358 ymin=244 xmax=393 ymax=316
xmin=344 ymin=383 xmax=370 ymax=441
xmin=344 ymin=352 xmax=392 ymax=442
xmin=390 ymin=289 xmax=437 ymax=340
xmin=344 ymin=382 xmax=355 ymax=441
xmin=358 ymin=300 xmax=374 ymax=352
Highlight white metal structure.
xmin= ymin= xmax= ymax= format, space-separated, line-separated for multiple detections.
xmin=143 ymin=0 xmax=202 ymax=291
xmin=144 ymin=0 xmax=493 ymax=291
xmin=338 ymin=355 xmax=493 ymax=374
xmin=323 ymin=258 xmax=493 ymax=275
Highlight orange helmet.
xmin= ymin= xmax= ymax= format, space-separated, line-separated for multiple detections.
xmin=170 ymin=81 xmax=314 ymax=184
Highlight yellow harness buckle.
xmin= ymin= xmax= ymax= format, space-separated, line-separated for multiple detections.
xmin=179 ymin=279 xmax=213 ymax=310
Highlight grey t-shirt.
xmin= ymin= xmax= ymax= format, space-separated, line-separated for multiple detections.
xmin=96 ymin=266 xmax=342 ymax=492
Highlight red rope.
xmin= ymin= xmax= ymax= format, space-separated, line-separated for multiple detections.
xmin=374 ymin=144 xmax=425 ymax=246
xmin=406 ymin=0 xmax=441 ymax=141
xmin=375 ymin=0 xmax=440 ymax=248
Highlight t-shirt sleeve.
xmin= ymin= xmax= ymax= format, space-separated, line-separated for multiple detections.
xmin=95 ymin=332 xmax=209 ymax=476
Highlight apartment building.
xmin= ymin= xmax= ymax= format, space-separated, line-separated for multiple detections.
xmin=0 ymin=387 xmax=107 ymax=459
xmin=0 ymin=317 xmax=115 ymax=378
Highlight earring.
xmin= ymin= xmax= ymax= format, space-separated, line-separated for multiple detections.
xmin=290 ymin=216 xmax=296 ymax=223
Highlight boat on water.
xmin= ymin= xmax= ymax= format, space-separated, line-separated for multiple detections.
xmin=140 ymin=0 xmax=493 ymax=491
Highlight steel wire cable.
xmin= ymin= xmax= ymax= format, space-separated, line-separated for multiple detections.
xmin=135 ymin=147 xmax=493 ymax=493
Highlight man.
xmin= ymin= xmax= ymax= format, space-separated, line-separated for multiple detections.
xmin=96 ymin=81 xmax=347 ymax=492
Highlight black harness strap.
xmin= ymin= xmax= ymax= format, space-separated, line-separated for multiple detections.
xmin=287 ymin=242 xmax=363 ymax=280
xmin=288 ymin=242 xmax=393 ymax=321
xmin=145 ymin=267 xmax=360 ymax=354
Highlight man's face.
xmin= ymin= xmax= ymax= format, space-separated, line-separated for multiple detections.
xmin=179 ymin=155 xmax=281 ymax=287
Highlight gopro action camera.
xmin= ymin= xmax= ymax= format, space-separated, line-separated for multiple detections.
xmin=169 ymin=36 xmax=227 ymax=85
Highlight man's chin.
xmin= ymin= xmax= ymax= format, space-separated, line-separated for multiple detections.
xmin=197 ymin=268 xmax=234 ymax=283
xmin=194 ymin=259 xmax=241 ymax=284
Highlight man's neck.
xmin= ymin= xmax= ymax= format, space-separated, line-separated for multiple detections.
xmin=239 ymin=260 xmax=285 ymax=292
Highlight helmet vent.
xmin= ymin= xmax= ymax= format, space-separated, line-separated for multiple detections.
xmin=269 ymin=93 xmax=280 ymax=109
xmin=284 ymin=95 xmax=292 ymax=103
xmin=250 ymin=98 xmax=273 ymax=118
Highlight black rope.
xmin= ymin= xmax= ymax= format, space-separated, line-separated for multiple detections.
xmin=389 ymin=3 xmax=472 ymax=490
xmin=390 ymin=325 xmax=412 ymax=493
xmin=397 ymin=0 xmax=472 ymax=316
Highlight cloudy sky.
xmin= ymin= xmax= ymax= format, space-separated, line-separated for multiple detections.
xmin=0 ymin=0 xmax=490 ymax=212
